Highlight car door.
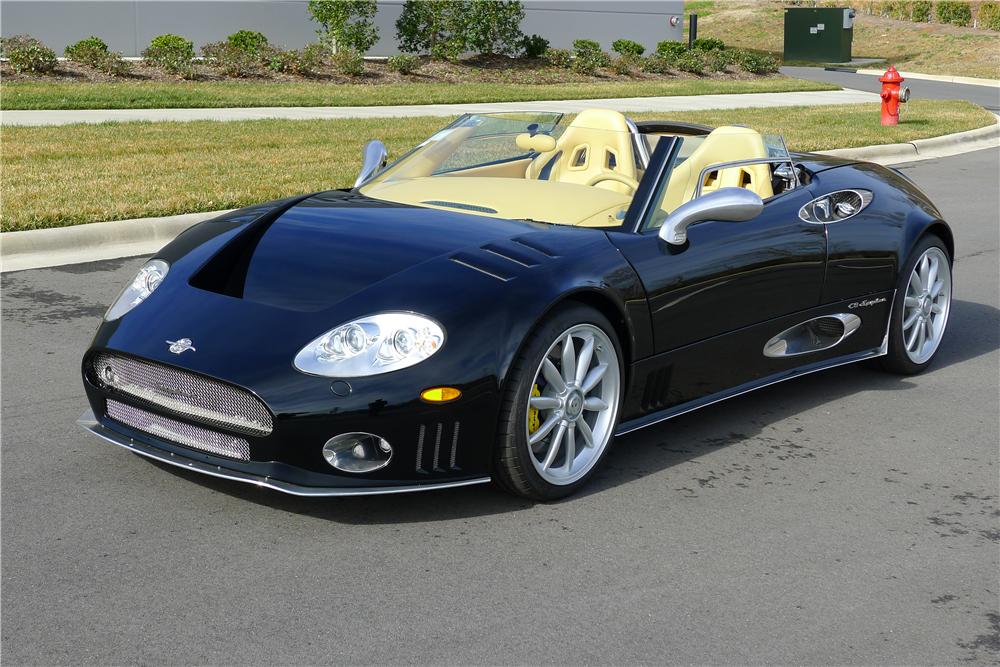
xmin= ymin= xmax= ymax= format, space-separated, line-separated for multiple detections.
xmin=607 ymin=134 xmax=827 ymax=413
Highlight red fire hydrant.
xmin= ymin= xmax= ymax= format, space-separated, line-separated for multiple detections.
xmin=880 ymin=65 xmax=910 ymax=126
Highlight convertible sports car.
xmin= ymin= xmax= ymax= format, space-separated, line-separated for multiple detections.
xmin=79 ymin=110 xmax=953 ymax=500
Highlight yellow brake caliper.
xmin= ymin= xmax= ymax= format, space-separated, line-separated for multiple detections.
xmin=528 ymin=384 xmax=541 ymax=434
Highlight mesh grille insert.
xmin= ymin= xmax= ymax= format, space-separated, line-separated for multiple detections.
xmin=107 ymin=399 xmax=252 ymax=461
xmin=92 ymin=353 xmax=273 ymax=436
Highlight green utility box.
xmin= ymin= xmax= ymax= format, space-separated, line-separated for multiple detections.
xmin=783 ymin=7 xmax=855 ymax=63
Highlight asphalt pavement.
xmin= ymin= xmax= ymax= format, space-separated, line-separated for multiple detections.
xmin=2 ymin=148 xmax=998 ymax=665
xmin=781 ymin=66 xmax=1000 ymax=112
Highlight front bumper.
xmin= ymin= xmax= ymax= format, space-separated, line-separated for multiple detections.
xmin=78 ymin=409 xmax=491 ymax=496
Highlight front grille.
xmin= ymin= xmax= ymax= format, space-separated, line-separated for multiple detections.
xmin=91 ymin=353 xmax=273 ymax=436
xmin=107 ymin=400 xmax=252 ymax=460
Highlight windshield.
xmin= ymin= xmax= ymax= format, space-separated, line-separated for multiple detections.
xmin=359 ymin=111 xmax=646 ymax=228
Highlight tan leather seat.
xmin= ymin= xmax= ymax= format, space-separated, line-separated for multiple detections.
xmin=658 ymin=126 xmax=774 ymax=215
xmin=525 ymin=109 xmax=638 ymax=195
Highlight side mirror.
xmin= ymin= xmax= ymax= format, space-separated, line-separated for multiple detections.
xmin=658 ymin=187 xmax=764 ymax=246
xmin=353 ymin=140 xmax=388 ymax=188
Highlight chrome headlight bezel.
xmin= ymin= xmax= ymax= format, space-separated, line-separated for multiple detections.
xmin=104 ymin=259 xmax=169 ymax=321
xmin=294 ymin=312 xmax=445 ymax=378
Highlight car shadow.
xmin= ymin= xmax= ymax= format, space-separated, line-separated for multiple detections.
xmin=146 ymin=298 xmax=998 ymax=523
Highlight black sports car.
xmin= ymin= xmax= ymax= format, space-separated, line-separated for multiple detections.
xmin=79 ymin=110 xmax=954 ymax=500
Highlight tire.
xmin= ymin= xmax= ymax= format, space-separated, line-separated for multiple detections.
xmin=493 ymin=303 xmax=624 ymax=501
xmin=879 ymin=234 xmax=952 ymax=375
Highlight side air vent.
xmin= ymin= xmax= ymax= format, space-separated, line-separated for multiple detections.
xmin=763 ymin=314 xmax=862 ymax=358
xmin=449 ymin=252 xmax=517 ymax=282
xmin=511 ymin=234 xmax=560 ymax=258
xmin=415 ymin=422 xmax=462 ymax=473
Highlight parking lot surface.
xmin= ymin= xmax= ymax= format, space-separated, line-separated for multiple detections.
xmin=2 ymin=149 xmax=998 ymax=665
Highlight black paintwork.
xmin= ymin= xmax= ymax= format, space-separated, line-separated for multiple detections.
xmin=81 ymin=133 xmax=951 ymax=493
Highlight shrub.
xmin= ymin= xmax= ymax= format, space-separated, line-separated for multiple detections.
xmin=202 ymin=41 xmax=258 ymax=77
xmin=308 ymin=0 xmax=379 ymax=54
xmin=572 ymin=38 xmax=610 ymax=74
xmin=692 ymin=37 xmax=725 ymax=51
xmin=396 ymin=0 xmax=466 ymax=59
xmin=267 ymin=45 xmax=324 ymax=75
xmin=2 ymin=35 xmax=57 ymax=74
xmin=143 ymin=34 xmax=195 ymax=77
xmin=332 ymin=48 xmax=365 ymax=75
xmin=227 ymin=30 xmax=269 ymax=57
xmin=655 ymin=40 xmax=687 ymax=59
xmin=911 ymin=1 xmax=932 ymax=22
xmin=612 ymin=38 xmax=645 ymax=58
xmin=640 ymin=55 xmax=672 ymax=74
xmin=545 ymin=47 xmax=572 ymax=68
xmin=978 ymin=1 xmax=1000 ymax=30
xmin=734 ymin=49 xmax=779 ymax=74
xmin=935 ymin=1 xmax=971 ymax=26
xmin=65 ymin=36 xmax=107 ymax=60
xmin=611 ymin=55 xmax=639 ymax=76
xmin=674 ymin=50 xmax=705 ymax=74
xmin=521 ymin=33 xmax=549 ymax=58
xmin=387 ymin=53 xmax=420 ymax=73
xmin=464 ymin=0 xmax=525 ymax=56
xmin=704 ymin=48 xmax=734 ymax=72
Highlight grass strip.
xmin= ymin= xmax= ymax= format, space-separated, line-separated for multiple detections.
xmin=2 ymin=99 xmax=992 ymax=232
xmin=0 ymin=78 xmax=835 ymax=110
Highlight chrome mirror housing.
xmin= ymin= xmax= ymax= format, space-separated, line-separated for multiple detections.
xmin=353 ymin=140 xmax=388 ymax=188
xmin=658 ymin=187 xmax=764 ymax=246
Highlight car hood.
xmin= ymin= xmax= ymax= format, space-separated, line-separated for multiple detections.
xmin=179 ymin=191 xmax=544 ymax=312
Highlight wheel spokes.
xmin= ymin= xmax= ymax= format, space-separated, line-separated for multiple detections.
xmin=529 ymin=412 xmax=560 ymax=446
xmin=530 ymin=395 xmax=561 ymax=410
xmin=929 ymin=279 xmax=944 ymax=300
xmin=577 ymin=418 xmax=595 ymax=448
xmin=902 ymin=310 xmax=920 ymax=331
xmin=561 ymin=426 xmax=576 ymax=474
xmin=541 ymin=422 xmax=567 ymax=470
xmin=584 ymin=396 xmax=608 ymax=412
xmin=575 ymin=335 xmax=594 ymax=386
xmin=581 ymin=363 xmax=608 ymax=393
xmin=561 ymin=334 xmax=576 ymax=385
xmin=541 ymin=358 xmax=566 ymax=394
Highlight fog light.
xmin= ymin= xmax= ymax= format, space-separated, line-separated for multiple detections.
xmin=322 ymin=432 xmax=392 ymax=473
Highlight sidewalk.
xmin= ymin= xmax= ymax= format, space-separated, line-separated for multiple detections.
xmin=0 ymin=89 xmax=878 ymax=126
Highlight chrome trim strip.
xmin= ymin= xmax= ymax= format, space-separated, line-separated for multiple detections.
xmin=78 ymin=410 xmax=491 ymax=497
xmin=615 ymin=346 xmax=886 ymax=437
xmin=448 ymin=258 xmax=512 ymax=282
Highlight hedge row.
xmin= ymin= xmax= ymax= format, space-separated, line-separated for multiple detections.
xmin=857 ymin=0 xmax=1000 ymax=29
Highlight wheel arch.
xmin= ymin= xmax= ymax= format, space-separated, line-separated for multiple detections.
xmin=496 ymin=287 xmax=634 ymax=393
xmin=921 ymin=220 xmax=955 ymax=263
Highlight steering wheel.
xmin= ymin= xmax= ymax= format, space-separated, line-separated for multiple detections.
xmin=585 ymin=171 xmax=640 ymax=194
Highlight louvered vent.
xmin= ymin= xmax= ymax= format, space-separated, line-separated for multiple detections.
xmin=415 ymin=422 xmax=462 ymax=473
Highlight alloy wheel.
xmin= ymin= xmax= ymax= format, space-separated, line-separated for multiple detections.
xmin=525 ymin=323 xmax=621 ymax=486
xmin=901 ymin=246 xmax=951 ymax=365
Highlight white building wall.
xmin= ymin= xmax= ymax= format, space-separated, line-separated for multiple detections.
xmin=1 ymin=1 xmax=684 ymax=57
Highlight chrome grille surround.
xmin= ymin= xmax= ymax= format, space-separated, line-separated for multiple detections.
xmin=107 ymin=399 xmax=251 ymax=461
xmin=91 ymin=352 xmax=273 ymax=436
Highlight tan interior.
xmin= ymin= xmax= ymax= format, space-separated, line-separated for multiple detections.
xmin=360 ymin=113 xmax=779 ymax=228
xmin=524 ymin=109 xmax=639 ymax=195
xmin=657 ymin=126 xmax=775 ymax=214
xmin=362 ymin=177 xmax=631 ymax=228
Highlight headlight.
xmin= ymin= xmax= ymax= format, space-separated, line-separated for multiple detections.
xmin=294 ymin=312 xmax=445 ymax=377
xmin=104 ymin=259 xmax=169 ymax=321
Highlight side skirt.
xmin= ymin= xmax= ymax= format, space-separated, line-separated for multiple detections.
xmin=614 ymin=345 xmax=885 ymax=437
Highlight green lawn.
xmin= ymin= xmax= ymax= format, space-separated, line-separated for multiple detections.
xmin=0 ymin=77 xmax=835 ymax=110
xmin=2 ymin=99 xmax=993 ymax=232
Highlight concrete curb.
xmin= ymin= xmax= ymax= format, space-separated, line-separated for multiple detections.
xmin=818 ymin=116 xmax=1000 ymax=165
xmin=3 ymin=119 xmax=998 ymax=273
xmin=1 ymin=210 xmax=230 ymax=273
xmin=855 ymin=69 xmax=1000 ymax=89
